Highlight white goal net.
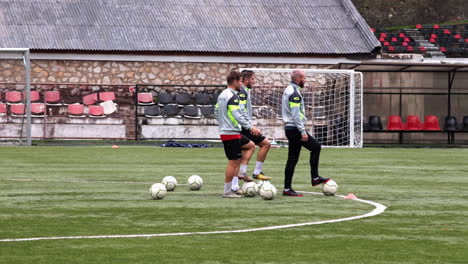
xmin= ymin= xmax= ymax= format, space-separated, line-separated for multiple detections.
xmin=0 ymin=48 xmax=31 ymax=145
xmin=242 ymin=68 xmax=363 ymax=148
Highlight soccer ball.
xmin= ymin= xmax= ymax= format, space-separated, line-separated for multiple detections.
xmin=259 ymin=182 xmax=277 ymax=200
xmin=161 ymin=176 xmax=177 ymax=191
xmin=241 ymin=182 xmax=259 ymax=197
xmin=149 ymin=183 xmax=167 ymax=200
xmin=256 ymin=180 xmax=267 ymax=192
xmin=322 ymin=180 xmax=338 ymax=196
xmin=188 ymin=175 xmax=203 ymax=190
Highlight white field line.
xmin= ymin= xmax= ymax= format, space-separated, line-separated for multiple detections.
xmin=0 ymin=190 xmax=387 ymax=243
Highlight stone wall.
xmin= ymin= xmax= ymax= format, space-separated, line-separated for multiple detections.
xmin=352 ymin=0 xmax=467 ymax=28
xmin=0 ymin=60 xmax=324 ymax=87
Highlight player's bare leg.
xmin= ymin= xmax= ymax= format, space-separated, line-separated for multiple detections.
xmin=253 ymin=139 xmax=272 ymax=180
xmin=238 ymin=141 xmax=255 ymax=182
xmin=223 ymin=158 xmax=242 ymax=198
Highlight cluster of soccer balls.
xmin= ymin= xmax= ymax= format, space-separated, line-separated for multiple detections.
xmin=150 ymin=176 xmax=338 ymax=200
xmin=149 ymin=175 xmax=203 ymax=200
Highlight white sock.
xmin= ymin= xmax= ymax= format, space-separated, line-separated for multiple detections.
xmin=253 ymin=161 xmax=264 ymax=175
xmin=224 ymin=182 xmax=232 ymax=194
xmin=240 ymin=165 xmax=248 ymax=174
xmin=232 ymin=177 xmax=239 ymax=191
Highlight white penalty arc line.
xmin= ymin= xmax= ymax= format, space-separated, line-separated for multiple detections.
xmin=0 ymin=192 xmax=387 ymax=243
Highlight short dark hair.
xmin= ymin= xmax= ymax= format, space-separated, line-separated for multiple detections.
xmin=226 ymin=70 xmax=242 ymax=85
xmin=241 ymin=70 xmax=254 ymax=81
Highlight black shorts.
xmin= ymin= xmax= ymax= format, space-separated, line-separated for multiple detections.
xmin=241 ymin=128 xmax=266 ymax=145
xmin=222 ymin=135 xmax=251 ymax=160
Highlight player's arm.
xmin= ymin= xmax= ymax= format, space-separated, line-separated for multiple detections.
xmin=228 ymin=96 xmax=259 ymax=134
xmin=289 ymin=93 xmax=306 ymax=136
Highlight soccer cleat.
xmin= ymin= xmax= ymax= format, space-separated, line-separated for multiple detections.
xmin=222 ymin=191 xmax=243 ymax=198
xmin=282 ymin=188 xmax=303 ymax=197
xmin=253 ymin=172 xmax=271 ymax=181
xmin=232 ymin=188 xmax=244 ymax=195
xmin=312 ymin=176 xmax=331 ymax=186
xmin=238 ymin=173 xmax=254 ymax=182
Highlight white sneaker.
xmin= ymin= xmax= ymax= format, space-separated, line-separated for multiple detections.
xmin=222 ymin=192 xmax=242 ymax=198
xmin=232 ymin=188 xmax=244 ymax=195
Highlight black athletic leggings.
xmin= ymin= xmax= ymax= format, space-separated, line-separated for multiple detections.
xmin=284 ymin=128 xmax=321 ymax=189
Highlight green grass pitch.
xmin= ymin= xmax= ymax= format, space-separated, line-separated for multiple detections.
xmin=0 ymin=146 xmax=467 ymax=264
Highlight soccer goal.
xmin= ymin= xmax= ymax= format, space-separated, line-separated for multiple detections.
xmin=240 ymin=68 xmax=363 ymax=148
xmin=0 ymin=48 xmax=32 ymax=145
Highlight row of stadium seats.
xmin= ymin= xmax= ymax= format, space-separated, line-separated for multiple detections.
xmin=0 ymin=102 xmax=113 ymax=118
xmin=365 ymin=115 xmax=468 ymax=131
xmin=0 ymin=90 xmax=116 ymax=106
xmin=143 ymin=105 xmax=214 ymax=118
xmin=138 ymin=92 xmax=219 ymax=106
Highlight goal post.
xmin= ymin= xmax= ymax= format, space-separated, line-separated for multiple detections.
xmin=240 ymin=68 xmax=363 ymax=148
xmin=0 ymin=48 xmax=31 ymax=145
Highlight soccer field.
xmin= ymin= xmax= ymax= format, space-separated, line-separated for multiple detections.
xmin=0 ymin=146 xmax=466 ymax=264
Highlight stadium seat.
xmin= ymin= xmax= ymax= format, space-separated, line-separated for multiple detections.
xmin=176 ymin=93 xmax=192 ymax=107
xmin=31 ymin=103 xmax=45 ymax=117
xmin=138 ymin=93 xmax=154 ymax=105
xmin=406 ymin=115 xmax=423 ymax=130
xmin=158 ymin=93 xmax=175 ymax=106
xmin=162 ymin=104 xmax=180 ymax=117
xmin=44 ymin=91 xmax=62 ymax=105
xmin=200 ymin=105 xmax=215 ymax=117
xmin=99 ymin=92 xmax=116 ymax=102
xmin=26 ymin=90 xmax=40 ymax=102
xmin=5 ymin=91 xmax=22 ymax=104
xmin=195 ymin=93 xmax=211 ymax=105
xmin=440 ymin=47 xmax=447 ymax=52
xmin=367 ymin=116 xmax=383 ymax=131
xmin=88 ymin=105 xmax=105 ymax=118
xmin=370 ymin=27 xmax=376 ymax=32
xmin=461 ymin=116 xmax=468 ymax=131
xmin=387 ymin=115 xmax=405 ymax=130
xmin=144 ymin=105 xmax=162 ymax=118
xmin=67 ymin=104 xmax=85 ymax=117
xmin=211 ymin=92 xmax=221 ymax=105
xmin=379 ymin=37 xmax=386 ymax=42
xmin=416 ymin=24 xmax=422 ymax=29
xmin=443 ymin=116 xmax=459 ymax=131
xmin=182 ymin=105 xmax=200 ymax=119
xmin=433 ymin=25 xmax=440 ymax=29
xmin=83 ymin=93 xmax=98 ymax=105
xmin=10 ymin=103 xmax=25 ymax=116
xmin=99 ymin=100 xmax=117 ymax=115
xmin=423 ymin=115 xmax=441 ymax=130
xmin=0 ymin=103 xmax=6 ymax=116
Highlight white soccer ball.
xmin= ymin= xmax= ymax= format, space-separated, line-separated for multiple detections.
xmin=322 ymin=180 xmax=338 ymax=196
xmin=149 ymin=183 xmax=167 ymax=200
xmin=256 ymin=180 xmax=267 ymax=192
xmin=161 ymin=176 xmax=177 ymax=191
xmin=188 ymin=175 xmax=203 ymax=190
xmin=241 ymin=182 xmax=259 ymax=197
xmin=259 ymin=182 xmax=277 ymax=200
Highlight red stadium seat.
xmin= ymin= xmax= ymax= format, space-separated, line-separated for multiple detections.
xmin=99 ymin=92 xmax=116 ymax=102
xmin=419 ymin=46 xmax=426 ymax=52
xmin=383 ymin=42 xmax=390 ymax=46
xmin=402 ymin=42 xmax=408 ymax=46
xmin=423 ymin=115 xmax=441 ymax=131
xmin=443 ymin=29 xmax=451 ymax=34
xmin=6 ymin=91 xmax=22 ymax=104
xmin=433 ymin=25 xmax=440 ymax=29
xmin=440 ymin=47 xmax=447 ymax=52
xmin=399 ymin=33 xmax=406 ymax=38
xmin=387 ymin=115 xmax=405 ymax=130
xmin=138 ymin=93 xmax=154 ymax=105
xmin=10 ymin=103 xmax=25 ymax=116
xmin=465 ymin=38 xmax=468 ymax=43
xmin=83 ymin=93 xmax=98 ymax=105
xmin=23 ymin=90 xmax=40 ymax=102
xmin=406 ymin=115 xmax=423 ymax=130
xmin=407 ymin=46 xmax=414 ymax=51
xmin=388 ymin=46 xmax=395 ymax=51
xmin=403 ymin=37 xmax=410 ymax=42
xmin=45 ymin=91 xmax=61 ymax=105
xmin=67 ymin=104 xmax=85 ymax=117
xmin=379 ymin=37 xmax=386 ymax=42
xmin=380 ymin=33 xmax=387 ymax=38
xmin=430 ymin=34 xmax=437 ymax=39
xmin=89 ymin=105 xmax=105 ymax=118
xmin=416 ymin=24 xmax=422 ymax=29
xmin=430 ymin=38 xmax=436 ymax=43
xmin=454 ymin=34 xmax=461 ymax=39
xmin=391 ymin=37 xmax=398 ymax=42
xmin=370 ymin=27 xmax=376 ymax=32
xmin=0 ymin=103 xmax=6 ymax=115
xmin=31 ymin=103 xmax=45 ymax=117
